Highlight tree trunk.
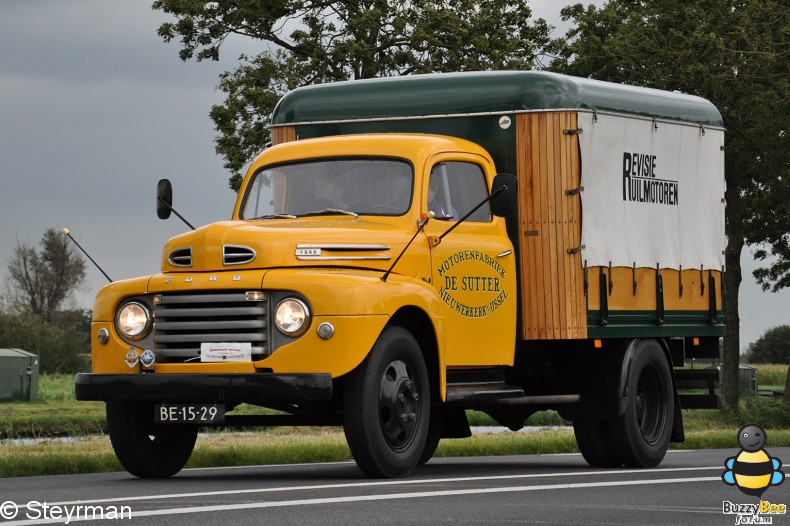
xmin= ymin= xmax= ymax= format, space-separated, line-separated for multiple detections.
xmin=721 ymin=158 xmax=743 ymax=409
xmin=784 ymin=364 xmax=790 ymax=403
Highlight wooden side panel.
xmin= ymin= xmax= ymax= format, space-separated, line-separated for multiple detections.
xmin=588 ymin=267 xmax=723 ymax=312
xmin=271 ymin=126 xmax=296 ymax=145
xmin=517 ymin=112 xmax=586 ymax=340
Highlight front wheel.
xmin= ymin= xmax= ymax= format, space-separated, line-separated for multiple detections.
xmin=418 ymin=408 xmax=443 ymax=466
xmin=106 ymin=401 xmax=198 ymax=478
xmin=607 ymin=339 xmax=674 ymax=468
xmin=343 ymin=326 xmax=430 ymax=478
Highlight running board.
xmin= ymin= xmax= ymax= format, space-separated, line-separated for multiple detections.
xmin=444 ymin=369 xmax=579 ymax=405
xmin=445 ymin=381 xmax=525 ymax=403
xmin=445 ymin=368 xmax=524 ymax=403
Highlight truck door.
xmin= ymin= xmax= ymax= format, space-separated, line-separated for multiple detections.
xmin=423 ymin=157 xmax=517 ymax=367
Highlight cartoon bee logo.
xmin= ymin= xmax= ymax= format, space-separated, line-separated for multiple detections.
xmin=722 ymin=424 xmax=784 ymax=498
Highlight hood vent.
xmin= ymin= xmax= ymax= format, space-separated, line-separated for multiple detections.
xmin=224 ymin=245 xmax=256 ymax=265
xmin=168 ymin=247 xmax=192 ymax=267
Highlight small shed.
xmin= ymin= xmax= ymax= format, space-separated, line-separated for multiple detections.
xmin=0 ymin=348 xmax=39 ymax=401
xmin=739 ymin=364 xmax=758 ymax=397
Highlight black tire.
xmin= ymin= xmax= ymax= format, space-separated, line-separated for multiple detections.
xmin=418 ymin=408 xmax=443 ymax=466
xmin=343 ymin=326 xmax=430 ymax=478
xmin=607 ymin=339 xmax=674 ymax=468
xmin=573 ymin=420 xmax=623 ymax=468
xmin=106 ymin=401 xmax=198 ymax=478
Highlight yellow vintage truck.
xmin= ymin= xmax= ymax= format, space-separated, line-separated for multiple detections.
xmin=76 ymin=71 xmax=726 ymax=478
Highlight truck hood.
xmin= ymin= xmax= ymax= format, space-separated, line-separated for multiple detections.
xmin=161 ymin=218 xmax=424 ymax=276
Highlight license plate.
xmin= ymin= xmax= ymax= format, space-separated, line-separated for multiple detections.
xmin=155 ymin=403 xmax=225 ymax=424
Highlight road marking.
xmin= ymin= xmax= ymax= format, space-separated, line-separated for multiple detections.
xmin=44 ymin=465 xmax=722 ymax=507
xmin=177 ymin=448 xmax=694 ymax=471
xmin=3 ymin=475 xmax=723 ymax=525
xmin=181 ymin=460 xmax=356 ymax=472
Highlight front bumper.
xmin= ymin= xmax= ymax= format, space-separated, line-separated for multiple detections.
xmin=75 ymin=372 xmax=332 ymax=403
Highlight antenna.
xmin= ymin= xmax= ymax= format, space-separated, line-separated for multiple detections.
xmin=381 ymin=212 xmax=433 ymax=283
xmin=61 ymin=228 xmax=112 ymax=282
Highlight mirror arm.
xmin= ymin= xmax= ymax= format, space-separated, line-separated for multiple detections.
xmin=157 ymin=196 xmax=196 ymax=230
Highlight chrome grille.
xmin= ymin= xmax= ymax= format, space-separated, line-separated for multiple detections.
xmin=224 ymin=245 xmax=256 ymax=265
xmin=153 ymin=291 xmax=268 ymax=361
xmin=168 ymin=247 xmax=192 ymax=267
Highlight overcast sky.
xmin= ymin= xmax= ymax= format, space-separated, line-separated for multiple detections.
xmin=1 ymin=0 xmax=786 ymax=351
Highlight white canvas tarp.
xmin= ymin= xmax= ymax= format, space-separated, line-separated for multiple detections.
xmin=578 ymin=112 xmax=725 ymax=271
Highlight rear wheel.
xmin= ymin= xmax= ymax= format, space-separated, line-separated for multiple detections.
xmin=343 ymin=326 xmax=430 ymax=478
xmin=607 ymin=339 xmax=673 ymax=468
xmin=106 ymin=401 xmax=197 ymax=478
xmin=573 ymin=420 xmax=622 ymax=468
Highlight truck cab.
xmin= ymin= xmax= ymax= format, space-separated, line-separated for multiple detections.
xmin=77 ymin=133 xmax=518 ymax=478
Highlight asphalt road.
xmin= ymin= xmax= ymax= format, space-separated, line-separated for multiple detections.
xmin=1 ymin=448 xmax=788 ymax=526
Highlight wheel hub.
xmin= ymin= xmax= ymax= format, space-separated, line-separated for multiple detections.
xmin=378 ymin=359 xmax=421 ymax=450
xmin=636 ymin=364 xmax=665 ymax=445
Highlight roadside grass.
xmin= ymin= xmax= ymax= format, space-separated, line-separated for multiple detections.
xmin=3 ymin=374 xmax=105 ymax=438
xmin=6 ymin=425 xmax=790 ymax=479
xmin=37 ymin=373 xmax=78 ymax=401
xmin=2 ymin=373 xmax=790 ymax=478
xmin=0 ymin=428 xmax=581 ymax=478
xmin=1 ymin=401 xmax=107 ymax=438
xmin=750 ymin=363 xmax=788 ymax=388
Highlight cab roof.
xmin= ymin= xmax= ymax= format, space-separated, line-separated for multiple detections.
xmin=254 ymin=133 xmax=493 ymax=168
xmin=272 ymin=71 xmax=723 ymax=128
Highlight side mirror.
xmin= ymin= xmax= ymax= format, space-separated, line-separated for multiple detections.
xmin=490 ymin=173 xmax=518 ymax=217
xmin=156 ymin=179 xmax=173 ymax=220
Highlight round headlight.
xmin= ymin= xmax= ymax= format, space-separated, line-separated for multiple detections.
xmin=117 ymin=302 xmax=151 ymax=340
xmin=274 ymin=298 xmax=310 ymax=337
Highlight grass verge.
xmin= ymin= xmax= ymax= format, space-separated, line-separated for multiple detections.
xmin=2 ymin=401 xmax=107 ymax=438
xmin=750 ymin=364 xmax=788 ymax=388
xmin=5 ymin=426 xmax=790 ymax=479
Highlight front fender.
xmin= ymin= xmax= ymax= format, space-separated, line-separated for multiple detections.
xmin=259 ymin=269 xmax=443 ymax=378
xmin=262 ymin=268 xmax=441 ymax=316
xmin=92 ymin=276 xmax=154 ymax=322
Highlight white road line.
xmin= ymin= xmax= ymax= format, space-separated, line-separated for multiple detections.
xmin=44 ymin=465 xmax=722 ymax=507
xmin=179 ymin=449 xmax=693 ymax=468
xmin=181 ymin=460 xmax=356 ymax=471
xmin=2 ymin=475 xmax=722 ymax=525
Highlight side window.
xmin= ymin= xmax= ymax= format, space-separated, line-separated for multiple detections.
xmin=428 ymin=162 xmax=491 ymax=222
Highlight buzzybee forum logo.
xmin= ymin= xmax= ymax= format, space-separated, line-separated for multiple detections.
xmin=721 ymin=424 xmax=786 ymax=524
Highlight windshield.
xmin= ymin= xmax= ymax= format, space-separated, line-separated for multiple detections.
xmin=240 ymin=158 xmax=413 ymax=219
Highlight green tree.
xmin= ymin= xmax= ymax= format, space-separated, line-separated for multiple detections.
xmin=745 ymin=326 xmax=790 ymax=364
xmin=0 ymin=313 xmax=89 ymax=374
xmin=548 ymin=0 xmax=790 ymax=408
xmin=786 ymin=367 xmax=790 ymax=404
xmin=153 ymin=0 xmax=552 ymax=190
xmin=4 ymin=228 xmax=87 ymax=323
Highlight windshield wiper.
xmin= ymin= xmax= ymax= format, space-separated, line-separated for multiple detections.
xmin=250 ymin=213 xmax=297 ymax=220
xmin=299 ymin=208 xmax=359 ymax=219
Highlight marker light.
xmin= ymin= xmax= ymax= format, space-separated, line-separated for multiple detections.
xmin=317 ymin=322 xmax=335 ymax=339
